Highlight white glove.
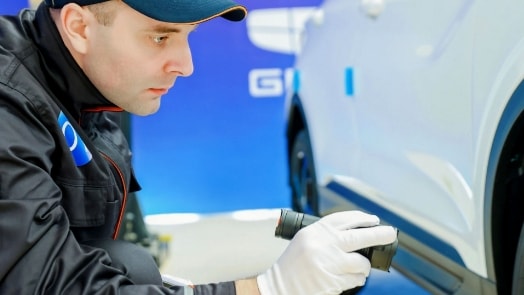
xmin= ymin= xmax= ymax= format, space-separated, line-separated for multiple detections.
xmin=257 ymin=211 xmax=397 ymax=295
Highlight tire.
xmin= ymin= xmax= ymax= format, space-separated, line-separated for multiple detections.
xmin=289 ymin=130 xmax=319 ymax=215
xmin=513 ymin=223 xmax=524 ymax=295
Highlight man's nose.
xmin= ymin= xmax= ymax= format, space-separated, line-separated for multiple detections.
xmin=163 ymin=46 xmax=194 ymax=77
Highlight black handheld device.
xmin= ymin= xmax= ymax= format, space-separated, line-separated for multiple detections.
xmin=274 ymin=209 xmax=398 ymax=272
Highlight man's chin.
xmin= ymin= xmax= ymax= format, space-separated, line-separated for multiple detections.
xmin=128 ymin=101 xmax=161 ymax=116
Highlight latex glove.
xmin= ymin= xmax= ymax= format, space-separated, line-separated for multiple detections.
xmin=257 ymin=211 xmax=397 ymax=295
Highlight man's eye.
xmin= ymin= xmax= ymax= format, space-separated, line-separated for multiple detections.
xmin=152 ymin=36 xmax=167 ymax=44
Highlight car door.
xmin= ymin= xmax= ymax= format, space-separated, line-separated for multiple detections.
xmin=348 ymin=0 xmax=476 ymax=258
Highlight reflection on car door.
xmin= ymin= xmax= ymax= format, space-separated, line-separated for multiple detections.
xmin=351 ymin=0 xmax=476 ymax=239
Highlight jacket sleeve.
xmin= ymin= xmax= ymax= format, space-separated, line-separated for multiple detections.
xmin=0 ymin=93 xmax=236 ymax=295
xmin=191 ymin=283 xmax=236 ymax=295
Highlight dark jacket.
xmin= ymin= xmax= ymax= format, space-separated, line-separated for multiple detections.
xmin=0 ymin=4 xmax=234 ymax=295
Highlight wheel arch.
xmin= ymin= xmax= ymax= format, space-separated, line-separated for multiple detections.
xmin=484 ymin=80 xmax=524 ymax=293
xmin=285 ymin=94 xmax=308 ymax=162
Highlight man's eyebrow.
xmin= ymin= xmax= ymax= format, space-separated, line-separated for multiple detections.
xmin=150 ymin=24 xmax=199 ymax=34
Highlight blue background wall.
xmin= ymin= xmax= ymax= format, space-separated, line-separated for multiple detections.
xmin=0 ymin=1 xmax=29 ymax=14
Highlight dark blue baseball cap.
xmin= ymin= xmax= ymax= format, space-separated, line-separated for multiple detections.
xmin=44 ymin=0 xmax=247 ymax=23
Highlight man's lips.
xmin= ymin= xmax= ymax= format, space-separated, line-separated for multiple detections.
xmin=148 ymin=87 xmax=169 ymax=96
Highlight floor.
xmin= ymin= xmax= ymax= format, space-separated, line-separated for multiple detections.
xmin=145 ymin=209 xmax=430 ymax=294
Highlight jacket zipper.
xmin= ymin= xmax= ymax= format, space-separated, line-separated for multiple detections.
xmin=100 ymin=151 xmax=128 ymax=240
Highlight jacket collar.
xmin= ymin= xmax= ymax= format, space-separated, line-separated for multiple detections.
xmin=32 ymin=3 xmax=115 ymax=118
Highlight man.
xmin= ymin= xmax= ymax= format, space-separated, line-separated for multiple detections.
xmin=0 ymin=0 xmax=397 ymax=294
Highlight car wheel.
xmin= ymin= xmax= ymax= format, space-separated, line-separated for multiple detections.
xmin=513 ymin=223 xmax=524 ymax=295
xmin=290 ymin=129 xmax=319 ymax=215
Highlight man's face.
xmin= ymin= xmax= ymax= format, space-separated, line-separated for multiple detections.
xmin=80 ymin=2 xmax=196 ymax=115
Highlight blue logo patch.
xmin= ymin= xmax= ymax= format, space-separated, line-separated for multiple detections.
xmin=58 ymin=111 xmax=92 ymax=166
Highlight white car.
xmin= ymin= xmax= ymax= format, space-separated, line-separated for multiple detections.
xmin=284 ymin=0 xmax=524 ymax=294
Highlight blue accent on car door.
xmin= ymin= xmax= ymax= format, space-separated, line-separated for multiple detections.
xmin=345 ymin=67 xmax=354 ymax=96
xmin=293 ymin=69 xmax=301 ymax=93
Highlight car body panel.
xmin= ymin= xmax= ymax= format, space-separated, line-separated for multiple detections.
xmin=286 ymin=0 xmax=524 ymax=287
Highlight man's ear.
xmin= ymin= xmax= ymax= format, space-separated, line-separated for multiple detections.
xmin=59 ymin=3 xmax=91 ymax=55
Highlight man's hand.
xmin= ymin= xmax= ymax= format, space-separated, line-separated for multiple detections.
xmin=256 ymin=211 xmax=397 ymax=295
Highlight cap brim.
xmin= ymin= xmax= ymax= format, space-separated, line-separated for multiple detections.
xmin=123 ymin=0 xmax=247 ymax=24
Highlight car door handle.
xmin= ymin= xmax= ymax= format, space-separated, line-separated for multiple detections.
xmin=361 ymin=0 xmax=385 ymax=18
